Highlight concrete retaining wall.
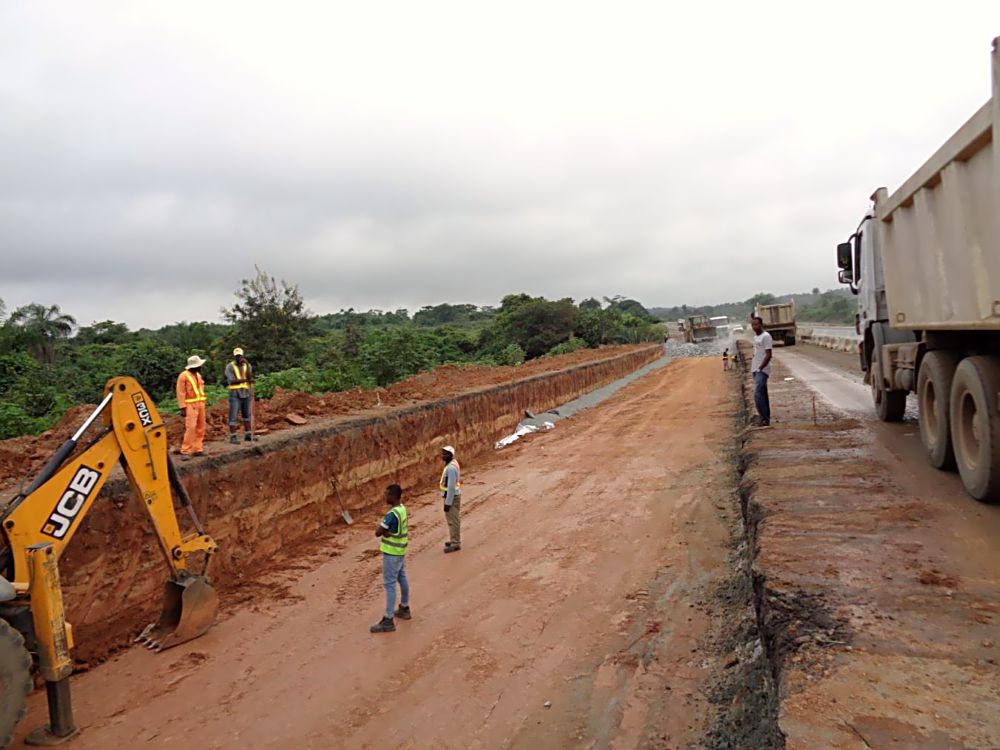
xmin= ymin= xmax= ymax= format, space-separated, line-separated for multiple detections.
xmin=799 ymin=328 xmax=860 ymax=354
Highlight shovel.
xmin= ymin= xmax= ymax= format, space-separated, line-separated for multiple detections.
xmin=329 ymin=477 xmax=354 ymax=525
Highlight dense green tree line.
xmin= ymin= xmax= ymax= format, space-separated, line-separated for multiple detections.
xmin=0 ymin=269 xmax=664 ymax=439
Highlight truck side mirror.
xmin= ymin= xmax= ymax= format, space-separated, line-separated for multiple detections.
xmin=836 ymin=242 xmax=853 ymax=270
xmin=838 ymin=269 xmax=854 ymax=284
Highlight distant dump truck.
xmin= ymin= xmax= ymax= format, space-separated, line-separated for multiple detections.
xmin=683 ymin=315 xmax=718 ymax=343
xmin=754 ymin=301 xmax=796 ymax=346
xmin=836 ymin=38 xmax=999 ymax=502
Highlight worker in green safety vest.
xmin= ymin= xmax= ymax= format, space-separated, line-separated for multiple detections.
xmin=371 ymin=484 xmax=411 ymax=633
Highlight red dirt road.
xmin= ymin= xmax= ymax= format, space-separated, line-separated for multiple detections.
xmin=15 ymin=358 xmax=736 ymax=749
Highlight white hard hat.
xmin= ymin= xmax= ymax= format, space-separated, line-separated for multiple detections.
xmin=186 ymin=355 xmax=207 ymax=369
xmin=233 ymin=347 xmax=244 ymax=356
xmin=441 ymin=445 xmax=456 ymax=456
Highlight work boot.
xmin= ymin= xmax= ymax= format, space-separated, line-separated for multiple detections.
xmin=395 ymin=605 xmax=412 ymax=620
xmin=244 ymin=433 xmax=253 ymax=442
xmin=229 ymin=434 xmax=239 ymax=445
xmin=370 ymin=616 xmax=395 ymax=633
xmin=444 ymin=543 xmax=461 ymax=554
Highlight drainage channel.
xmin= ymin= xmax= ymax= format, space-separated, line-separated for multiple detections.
xmin=495 ymin=354 xmax=672 ymax=448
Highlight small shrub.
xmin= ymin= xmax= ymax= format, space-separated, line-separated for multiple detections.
xmin=0 ymin=402 xmax=45 ymax=439
xmin=546 ymin=337 xmax=590 ymax=357
xmin=496 ymin=343 xmax=526 ymax=366
xmin=253 ymin=368 xmax=313 ymax=400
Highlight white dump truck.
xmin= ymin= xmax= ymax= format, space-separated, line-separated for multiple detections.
xmin=836 ymin=38 xmax=999 ymax=502
xmin=753 ymin=301 xmax=796 ymax=345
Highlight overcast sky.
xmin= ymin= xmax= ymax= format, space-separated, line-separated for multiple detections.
xmin=1 ymin=2 xmax=998 ymax=329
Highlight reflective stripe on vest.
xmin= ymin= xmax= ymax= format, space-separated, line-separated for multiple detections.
xmin=439 ymin=459 xmax=462 ymax=495
xmin=228 ymin=361 xmax=250 ymax=390
xmin=183 ymin=371 xmax=207 ymax=403
xmin=379 ymin=505 xmax=409 ymax=556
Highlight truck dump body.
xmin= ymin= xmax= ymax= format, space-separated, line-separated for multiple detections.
xmin=755 ymin=303 xmax=794 ymax=329
xmin=755 ymin=301 xmax=797 ymax=345
xmin=876 ymin=44 xmax=999 ymax=331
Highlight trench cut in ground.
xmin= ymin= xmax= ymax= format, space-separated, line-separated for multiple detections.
xmin=50 ymin=345 xmax=662 ymax=665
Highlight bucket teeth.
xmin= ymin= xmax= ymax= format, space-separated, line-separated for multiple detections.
xmin=134 ymin=627 xmax=162 ymax=651
xmin=133 ymin=577 xmax=219 ymax=653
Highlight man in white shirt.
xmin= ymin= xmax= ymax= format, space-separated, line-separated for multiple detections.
xmin=750 ymin=316 xmax=773 ymax=427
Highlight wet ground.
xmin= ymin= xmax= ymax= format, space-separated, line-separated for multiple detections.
xmin=741 ymin=342 xmax=1000 ymax=749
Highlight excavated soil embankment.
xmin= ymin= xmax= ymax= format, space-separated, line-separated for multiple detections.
xmin=23 ymin=345 xmax=661 ymax=665
xmin=0 ymin=346 xmax=652 ymax=488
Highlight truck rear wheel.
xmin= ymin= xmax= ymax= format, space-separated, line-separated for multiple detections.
xmin=0 ymin=619 xmax=31 ymax=748
xmin=949 ymin=356 xmax=1000 ymax=503
xmin=917 ymin=351 xmax=960 ymax=470
xmin=871 ymin=347 xmax=906 ymax=422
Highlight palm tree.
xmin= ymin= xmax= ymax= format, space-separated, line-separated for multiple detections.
xmin=8 ymin=303 xmax=77 ymax=364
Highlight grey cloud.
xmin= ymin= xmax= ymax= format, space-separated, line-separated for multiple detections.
xmin=1 ymin=3 xmax=998 ymax=328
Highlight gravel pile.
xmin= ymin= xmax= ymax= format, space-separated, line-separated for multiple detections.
xmin=664 ymin=337 xmax=736 ymax=359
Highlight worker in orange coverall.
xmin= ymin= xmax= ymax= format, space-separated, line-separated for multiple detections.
xmin=176 ymin=354 xmax=208 ymax=459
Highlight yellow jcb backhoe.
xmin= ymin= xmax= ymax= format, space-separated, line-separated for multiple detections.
xmin=0 ymin=377 xmax=219 ymax=746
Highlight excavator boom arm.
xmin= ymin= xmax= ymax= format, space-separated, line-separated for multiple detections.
xmin=2 ymin=378 xmax=216 ymax=585
xmin=0 ymin=376 xmax=220 ymax=745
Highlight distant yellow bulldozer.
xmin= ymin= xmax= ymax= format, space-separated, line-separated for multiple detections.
xmin=682 ymin=314 xmax=718 ymax=343
xmin=0 ymin=377 xmax=218 ymax=746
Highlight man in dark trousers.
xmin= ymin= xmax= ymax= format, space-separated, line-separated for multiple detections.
xmin=371 ymin=484 xmax=411 ymax=633
xmin=225 ymin=347 xmax=255 ymax=444
xmin=750 ymin=316 xmax=773 ymax=427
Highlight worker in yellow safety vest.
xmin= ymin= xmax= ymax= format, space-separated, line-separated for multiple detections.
xmin=440 ymin=445 xmax=462 ymax=553
xmin=176 ymin=354 xmax=208 ymax=459
xmin=371 ymin=484 xmax=411 ymax=633
xmin=225 ymin=347 xmax=255 ymax=444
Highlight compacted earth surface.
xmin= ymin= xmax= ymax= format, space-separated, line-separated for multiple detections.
xmin=15 ymin=357 xmax=751 ymax=749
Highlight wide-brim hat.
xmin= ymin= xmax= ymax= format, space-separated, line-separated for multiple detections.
xmin=186 ymin=355 xmax=207 ymax=369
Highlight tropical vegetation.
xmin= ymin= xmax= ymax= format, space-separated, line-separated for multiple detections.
xmin=0 ymin=270 xmax=665 ymax=439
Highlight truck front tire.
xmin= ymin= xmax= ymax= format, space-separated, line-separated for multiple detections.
xmin=871 ymin=347 xmax=906 ymax=422
xmin=949 ymin=356 xmax=1000 ymax=503
xmin=917 ymin=351 xmax=960 ymax=470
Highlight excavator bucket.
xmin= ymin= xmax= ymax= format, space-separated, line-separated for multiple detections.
xmin=135 ymin=576 xmax=218 ymax=652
